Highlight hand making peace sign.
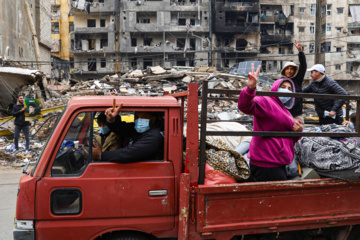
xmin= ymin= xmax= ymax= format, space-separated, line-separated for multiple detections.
xmin=247 ymin=63 xmax=261 ymax=90
xmin=293 ymin=40 xmax=303 ymax=53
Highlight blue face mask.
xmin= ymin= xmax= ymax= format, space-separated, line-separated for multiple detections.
xmin=99 ymin=126 xmax=110 ymax=135
xmin=278 ymin=88 xmax=292 ymax=104
xmin=134 ymin=118 xmax=150 ymax=133
xmin=349 ymin=122 xmax=355 ymax=129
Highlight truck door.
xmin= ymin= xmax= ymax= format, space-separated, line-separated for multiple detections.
xmin=35 ymin=110 xmax=175 ymax=239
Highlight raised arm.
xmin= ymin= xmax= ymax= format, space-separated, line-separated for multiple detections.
xmin=237 ymin=64 xmax=262 ymax=115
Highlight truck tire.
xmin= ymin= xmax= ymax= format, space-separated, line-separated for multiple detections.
xmin=347 ymin=225 xmax=360 ymax=240
xmin=99 ymin=231 xmax=156 ymax=240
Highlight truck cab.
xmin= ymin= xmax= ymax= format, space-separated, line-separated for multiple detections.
xmin=14 ymin=96 xmax=183 ymax=240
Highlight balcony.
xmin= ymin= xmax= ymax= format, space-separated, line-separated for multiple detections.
xmin=74 ymin=26 xmax=111 ymax=34
xmin=70 ymin=0 xmax=116 ymax=13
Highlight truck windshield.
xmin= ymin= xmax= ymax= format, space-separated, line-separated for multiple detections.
xmin=31 ymin=105 xmax=67 ymax=176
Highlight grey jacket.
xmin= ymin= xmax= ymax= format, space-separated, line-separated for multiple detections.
xmin=303 ymin=75 xmax=347 ymax=118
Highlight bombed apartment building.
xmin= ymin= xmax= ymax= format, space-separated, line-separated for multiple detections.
xmin=316 ymin=0 xmax=360 ymax=85
xmin=70 ymin=0 xmax=117 ymax=81
xmin=211 ymin=0 xmax=260 ymax=69
xmin=118 ymin=0 xmax=210 ymax=71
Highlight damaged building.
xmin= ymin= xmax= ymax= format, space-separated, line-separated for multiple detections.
xmin=70 ymin=0 xmax=117 ymax=80
xmin=212 ymin=0 xmax=260 ymax=69
xmin=118 ymin=0 xmax=210 ymax=71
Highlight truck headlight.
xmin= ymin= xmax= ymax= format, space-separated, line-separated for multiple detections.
xmin=14 ymin=219 xmax=33 ymax=229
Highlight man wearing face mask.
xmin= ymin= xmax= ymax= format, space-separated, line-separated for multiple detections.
xmin=95 ymin=113 xmax=122 ymax=152
xmin=92 ymin=103 xmax=164 ymax=163
xmin=303 ymin=64 xmax=348 ymax=125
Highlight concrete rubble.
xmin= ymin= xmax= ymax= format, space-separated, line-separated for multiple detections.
xmin=0 ymin=65 xmax=338 ymax=168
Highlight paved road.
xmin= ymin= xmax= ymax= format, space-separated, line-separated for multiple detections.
xmin=0 ymin=170 xmax=23 ymax=240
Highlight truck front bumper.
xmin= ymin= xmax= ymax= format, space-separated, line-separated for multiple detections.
xmin=13 ymin=228 xmax=35 ymax=240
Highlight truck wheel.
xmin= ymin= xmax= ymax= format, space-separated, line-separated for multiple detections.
xmin=347 ymin=225 xmax=360 ymax=240
xmin=99 ymin=231 xmax=156 ymax=240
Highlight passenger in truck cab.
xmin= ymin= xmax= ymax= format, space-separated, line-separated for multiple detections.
xmin=238 ymin=64 xmax=303 ymax=182
xmin=92 ymin=103 xmax=164 ymax=163
xmin=95 ymin=112 xmax=122 ymax=152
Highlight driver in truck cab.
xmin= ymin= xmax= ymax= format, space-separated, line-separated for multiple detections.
xmin=92 ymin=103 xmax=164 ymax=163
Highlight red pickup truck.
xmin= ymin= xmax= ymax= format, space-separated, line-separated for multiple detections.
xmin=14 ymin=82 xmax=360 ymax=240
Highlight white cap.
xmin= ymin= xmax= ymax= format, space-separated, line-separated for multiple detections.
xmin=307 ymin=64 xmax=325 ymax=74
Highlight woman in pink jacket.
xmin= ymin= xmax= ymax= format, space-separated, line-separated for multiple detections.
xmin=238 ymin=65 xmax=303 ymax=181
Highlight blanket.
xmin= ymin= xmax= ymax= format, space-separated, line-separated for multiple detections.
xmin=295 ymin=124 xmax=360 ymax=180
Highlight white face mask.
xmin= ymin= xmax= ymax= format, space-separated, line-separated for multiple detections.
xmin=277 ymin=88 xmax=292 ymax=104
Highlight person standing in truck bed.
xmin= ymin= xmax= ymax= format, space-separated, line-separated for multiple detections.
xmin=238 ymin=64 xmax=303 ymax=182
xmin=280 ymin=40 xmax=307 ymax=126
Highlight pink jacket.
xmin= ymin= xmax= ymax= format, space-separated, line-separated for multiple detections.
xmin=238 ymin=78 xmax=301 ymax=168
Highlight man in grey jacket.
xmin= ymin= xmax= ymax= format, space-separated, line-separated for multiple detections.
xmin=303 ymin=64 xmax=348 ymax=125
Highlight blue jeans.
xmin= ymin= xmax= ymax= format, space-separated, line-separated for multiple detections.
xmin=14 ymin=125 xmax=30 ymax=150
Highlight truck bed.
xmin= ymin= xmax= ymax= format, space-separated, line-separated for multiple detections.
xmin=195 ymin=178 xmax=360 ymax=238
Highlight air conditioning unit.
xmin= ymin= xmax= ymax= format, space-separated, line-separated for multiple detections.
xmin=343 ymin=28 xmax=348 ymax=33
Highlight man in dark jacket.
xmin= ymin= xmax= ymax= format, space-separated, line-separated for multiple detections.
xmin=11 ymin=95 xmax=30 ymax=154
xmin=92 ymin=103 xmax=164 ymax=163
xmin=303 ymin=64 xmax=348 ymax=125
xmin=280 ymin=40 xmax=307 ymax=125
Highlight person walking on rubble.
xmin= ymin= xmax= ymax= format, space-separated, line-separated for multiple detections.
xmin=238 ymin=64 xmax=302 ymax=182
xmin=11 ymin=95 xmax=30 ymax=155
xmin=303 ymin=64 xmax=348 ymax=125
xmin=280 ymin=40 xmax=307 ymax=126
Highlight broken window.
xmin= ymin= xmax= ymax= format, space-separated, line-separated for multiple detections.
xmin=190 ymin=38 xmax=196 ymax=50
xmin=87 ymin=19 xmax=96 ymax=27
xmin=177 ymin=59 xmax=186 ymax=66
xmin=321 ymin=42 xmax=331 ymax=53
xmin=225 ymin=12 xmax=246 ymax=26
xmin=321 ymin=4 xmax=332 ymax=17
xmin=310 ymin=4 xmax=316 ymax=16
xmin=131 ymin=58 xmax=137 ymax=69
xmin=236 ymin=39 xmax=247 ymax=51
xmin=309 ymin=42 xmax=315 ymax=53
xmin=177 ymin=38 xmax=185 ymax=49
xmin=131 ymin=38 xmax=137 ymax=47
xmin=326 ymin=23 xmax=331 ymax=35
xmin=143 ymin=59 xmax=152 ymax=69
xmin=178 ymin=18 xmax=186 ymax=26
xmin=100 ymin=19 xmax=106 ymax=27
xmin=279 ymin=47 xmax=285 ymax=54
xmin=100 ymin=58 xmax=106 ymax=68
xmin=249 ymin=14 xmax=258 ymax=23
xmin=137 ymin=12 xmax=156 ymax=24
xmin=100 ymin=39 xmax=108 ymax=48
xmin=51 ymin=22 xmax=59 ymax=34
xmin=88 ymin=59 xmax=96 ymax=71
xmin=144 ymin=38 xmax=152 ymax=46
xmin=310 ymin=23 xmax=315 ymax=34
